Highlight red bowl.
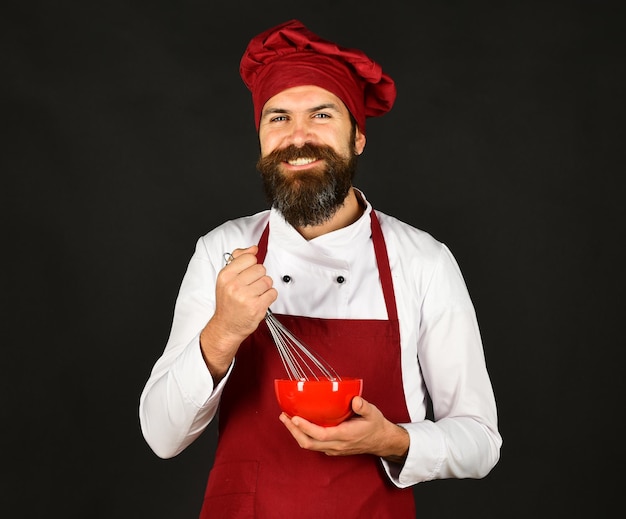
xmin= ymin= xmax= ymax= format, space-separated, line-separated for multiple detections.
xmin=274 ymin=377 xmax=363 ymax=427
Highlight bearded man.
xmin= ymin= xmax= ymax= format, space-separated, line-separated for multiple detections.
xmin=140 ymin=19 xmax=502 ymax=519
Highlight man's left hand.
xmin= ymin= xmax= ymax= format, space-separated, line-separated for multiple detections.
xmin=278 ymin=396 xmax=409 ymax=462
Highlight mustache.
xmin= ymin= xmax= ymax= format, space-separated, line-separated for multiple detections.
xmin=261 ymin=143 xmax=342 ymax=164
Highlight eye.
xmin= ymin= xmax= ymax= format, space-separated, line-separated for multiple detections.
xmin=269 ymin=114 xmax=289 ymax=123
xmin=313 ymin=112 xmax=331 ymax=119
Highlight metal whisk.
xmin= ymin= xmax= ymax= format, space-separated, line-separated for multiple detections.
xmin=224 ymin=252 xmax=341 ymax=382
xmin=265 ymin=309 xmax=340 ymax=381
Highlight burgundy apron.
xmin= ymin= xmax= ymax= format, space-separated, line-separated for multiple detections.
xmin=200 ymin=212 xmax=415 ymax=518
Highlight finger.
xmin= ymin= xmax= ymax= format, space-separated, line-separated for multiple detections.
xmin=280 ymin=414 xmax=326 ymax=448
xmin=221 ymin=253 xmax=260 ymax=282
xmin=230 ymin=245 xmax=258 ymax=261
xmin=291 ymin=415 xmax=318 ymax=432
xmin=279 ymin=414 xmax=311 ymax=445
xmin=222 ymin=246 xmax=258 ymax=271
xmin=351 ymin=395 xmax=366 ymax=415
xmin=235 ymin=263 xmax=272 ymax=288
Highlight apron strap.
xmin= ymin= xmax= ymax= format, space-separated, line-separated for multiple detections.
xmin=255 ymin=210 xmax=398 ymax=321
xmin=257 ymin=222 xmax=270 ymax=263
xmin=370 ymin=210 xmax=398 ymax=321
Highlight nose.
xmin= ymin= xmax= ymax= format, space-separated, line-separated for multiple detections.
xmin=286 ymin=118 xmax=312 ymax=148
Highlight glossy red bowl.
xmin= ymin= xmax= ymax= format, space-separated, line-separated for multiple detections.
xmin=274 ymin=377 xmax=363 ymax=427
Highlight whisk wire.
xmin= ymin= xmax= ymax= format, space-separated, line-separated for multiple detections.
xmin=265 ymin=310 xmax=340 ymax=381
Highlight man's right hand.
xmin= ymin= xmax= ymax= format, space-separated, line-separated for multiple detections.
xmin=199 ymin=245 xmax=277 ymax=382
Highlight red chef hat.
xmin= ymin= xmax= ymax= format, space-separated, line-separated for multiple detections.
xmin=240 ymin=19 xmax=396 ymax=133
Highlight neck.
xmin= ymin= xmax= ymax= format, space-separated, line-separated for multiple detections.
xmin=295 ymin=187 xmax=365 ymax=240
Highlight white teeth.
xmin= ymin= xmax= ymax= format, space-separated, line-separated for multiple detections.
xmin=287 ymin=157 xmax=315 ymax=166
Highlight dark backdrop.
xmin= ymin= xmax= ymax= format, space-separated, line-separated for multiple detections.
xmin=3 ymin=1 xmax=624 ymax=517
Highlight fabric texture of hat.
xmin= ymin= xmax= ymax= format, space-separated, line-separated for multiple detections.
xmin=240 ymin=19 xmax=396 ymax=133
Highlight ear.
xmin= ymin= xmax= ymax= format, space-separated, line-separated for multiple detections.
xmin=354 ymin=127 xmax=366 ymax=155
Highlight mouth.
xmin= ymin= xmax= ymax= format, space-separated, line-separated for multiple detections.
xmin=286 ymin=157 xmax=316 ymax=166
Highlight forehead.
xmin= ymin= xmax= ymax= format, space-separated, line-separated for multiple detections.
xmin=262 ymin=85 xmax=349 ymax=115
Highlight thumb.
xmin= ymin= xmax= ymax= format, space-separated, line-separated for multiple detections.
xmin=352 ymin=395 xmax=367 ymax=416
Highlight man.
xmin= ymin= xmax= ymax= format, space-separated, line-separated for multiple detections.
xmin=139 ymin=19 xmax=502 ymax=518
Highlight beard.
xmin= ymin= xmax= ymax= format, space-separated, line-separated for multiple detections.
xmin=256 ymin=142 xmax=358 ymax=228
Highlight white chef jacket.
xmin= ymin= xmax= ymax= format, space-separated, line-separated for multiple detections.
xmin=139 ymin=189 xmax=502 ymax=488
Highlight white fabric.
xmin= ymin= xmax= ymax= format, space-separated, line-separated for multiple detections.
xmin=139 ymin=190 xmax=502 ymax=487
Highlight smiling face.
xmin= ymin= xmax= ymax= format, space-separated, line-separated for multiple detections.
xmin=256 ymin=85 xmax=366 ymax=228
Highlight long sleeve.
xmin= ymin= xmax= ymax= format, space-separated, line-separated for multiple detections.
xmin=381 ymin=230 xmax=502 ymax=486
xmin=139 ymin=238 xmax=227 ymax=459
xmin=139 ymin=212 xmax=269 ymax=458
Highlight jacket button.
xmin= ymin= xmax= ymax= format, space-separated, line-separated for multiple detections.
xmin=336 ymin=276 xmax=345 ymax=284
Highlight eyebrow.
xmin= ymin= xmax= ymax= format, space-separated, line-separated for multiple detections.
xmin=262 ymin=103 xmax=342 ymax=118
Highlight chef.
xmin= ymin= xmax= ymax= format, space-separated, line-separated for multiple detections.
xmin=139 ymin=19 xmax=502 ymax=519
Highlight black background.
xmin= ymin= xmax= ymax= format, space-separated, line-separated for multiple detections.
xmin=3 ymin=1 xmax=624 ymax=517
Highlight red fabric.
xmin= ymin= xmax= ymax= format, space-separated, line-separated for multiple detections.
xmin=199 ymin=212 xmax=415 ymax=518
xmin=240 ymin=19 xmax=396 ymax=133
